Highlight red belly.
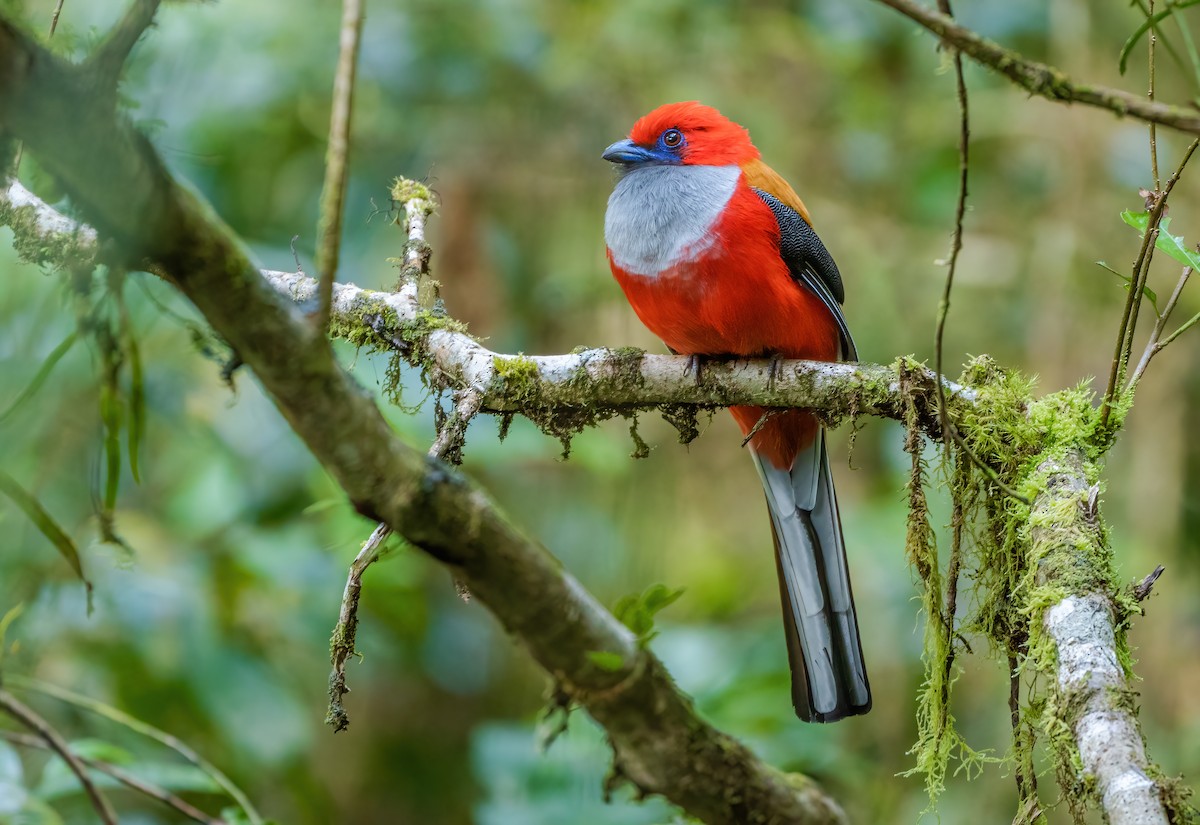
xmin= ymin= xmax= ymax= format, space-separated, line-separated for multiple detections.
xmin=608 ymin=208 xmax=840 ymax=470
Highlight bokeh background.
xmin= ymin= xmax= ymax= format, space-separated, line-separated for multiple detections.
xmin=2 ymin=0 xmax=1200 ymax=822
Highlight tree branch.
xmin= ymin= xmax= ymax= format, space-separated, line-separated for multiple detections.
xmin=0 ymin=688 xmax=118 ymax=825
xmin=314 ymin=0 xmax=365 ymax=330
xmin=873 ymin=0 xmax=1200 ymax=136
xmin=0 ymin=16 xmax=847 ymax=823
xmin=87 ymin=0 xmax=162 ymax=92
xmin=8 ymin=676 xmax=263 ymax=825
xmin=1031 ymin=451 xmax=1170 ymax=825
xmin=0 ymin=730 xmax=226 ymax=825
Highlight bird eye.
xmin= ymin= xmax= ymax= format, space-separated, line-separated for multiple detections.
xmin=662 ymin=129 xmax=683 ymax=148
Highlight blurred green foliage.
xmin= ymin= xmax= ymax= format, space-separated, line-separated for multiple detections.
xmin=3 ymin=0 xmax=1200 ymax=823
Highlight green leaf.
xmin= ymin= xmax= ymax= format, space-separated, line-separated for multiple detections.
xmin=640 ymin=583 xmax=685 ymax=615
xmin=612 ymin=583 xmax=685 ymax=645
xmin=124 ymin=316 xmax=144 ymax=485
xmin=0 ymin=472 xmax=89 ymax=592
xmin=66 ymin=739 xmax=134 ymax=766
xmin=0 ymin=332 xmax=78 ymax=426
xmin=0 ymin=603 xmax=24 ymax=668
xmin=1119 ymin=0 xmax=1200 ymax=74
xmin=585 ymin=651 xmax=625 ymax=672
xmin=1120 ymin=209 xmax=1200 ymax=269
xmin=100 ymin=377 xmax=121 ymax=512
xmin=1122 ymin=209 xmax=1152 ymax=234
xmin=1098 ymin=260 xmax=1160 ymax=311
xmin=1154 ymin=217 xmax=1200 ymax=269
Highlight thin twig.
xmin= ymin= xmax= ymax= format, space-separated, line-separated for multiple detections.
xmin=0 ymin=730 xmax=226 ymax=824
xmin=48 ymin=0 xmax=66 ymax=36
xmin=86 ymin=0 xmax=162 ymax=92
xmin=326 ymin=388 xmax=482 ymax=730
xmin=874 ymin=0 xmax=1200 ymax=135
xmin=1156 ymin=304 xmax=1200 ymax=346
xmin=1008 ymin=656 xmax=1039 ymax=818
xmin=326 ymin=521 xmax=391 ymax=732
xmin=10 ymin=0 xmax=68 ymax=174
xmin=0 ymin=688 xmax=118 ymax=825
xmin=1133 ymin=565 xmax=1166 ymax=601
xmin=932 ymin=0 xmax=969 ymax=446
xmin=5 ymin=676 xmax=262 ymax=825
xmin=314 ymin=0 xmax=366 ymax=331
xmin=1151 ymin=0 xmax=1162 ymax=192
xmin=1118 ymin=154 xmax=1200 ymax=384
xmin=1101 ymin=138 xmax=1200 ymax=429
xmin=928 ymin=0 xmax=1028 ymax=504
xmin=1129 ymin=265 xmax=1192 ymax=387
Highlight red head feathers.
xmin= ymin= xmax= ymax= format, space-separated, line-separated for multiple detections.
xmin=628 ymin=101 xmax=761 ymax=167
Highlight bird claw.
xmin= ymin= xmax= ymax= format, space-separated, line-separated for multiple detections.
xmin=767 ymin=355 xmax=783 ymax=392
xmin=685 ymin=353 xmax=706 ymax=387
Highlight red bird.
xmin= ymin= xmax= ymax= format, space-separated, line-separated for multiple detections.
xmin=602 ymin=102 xmax=870 ymax=722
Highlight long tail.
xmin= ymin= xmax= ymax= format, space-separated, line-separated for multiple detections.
xmin=752 ymin=428 xmax=871 ymax=723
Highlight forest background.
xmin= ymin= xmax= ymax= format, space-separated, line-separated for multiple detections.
xmin=2 ymin=0 xmax=1198 ymax=823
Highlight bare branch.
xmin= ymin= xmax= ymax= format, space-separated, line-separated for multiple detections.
xmin=873 ymin=0 xmax=1200 ymax=136
xmin=1129 ymin=266 xmax=1192 ymax=388
xmin=0 ymin=730 xmax=226 ymax=825
xmin=48 ymin=0 xmax=66 ymax=37
xmin=328 ymin=388 xmax=481 ymax=731
xmin=1101 ymin=138 xmax=1200 ymax=428
xmin=87 ymin=0 xmax=163 ymax=91
xmin=326 ymin=521 xmax=389 ymax=733
xmin=314 ymin=0 xmax=365 ymax=331
xmin=1133 ymin=565 xmax=1165 ymax=602
xmin=0 ymin=688 xmax=118 ymax=825
xmin=8 ymin=676 xmax=263 ymax=825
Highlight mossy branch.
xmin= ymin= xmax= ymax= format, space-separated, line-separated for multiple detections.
xmin=875 ymin=0 xmax=1200 ymax=136
xmin=1030 ymin=450 xmax=1176 ymax=824
xmin=0 ymin=14 xmax=848 ymax=824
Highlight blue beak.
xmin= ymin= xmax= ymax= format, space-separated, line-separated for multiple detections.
xmin=602 ymin=138 xmax=656 ymax=165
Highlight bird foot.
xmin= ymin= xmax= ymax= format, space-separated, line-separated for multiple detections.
xmin=767 ymin=355 xmax=784 ymax=392
xmin=685 ymin=353 xmax=707 ymax=387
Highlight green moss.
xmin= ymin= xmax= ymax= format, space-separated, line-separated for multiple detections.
xmin=494 ymin=354 xmax=541 ymax=405
xmin=899 ymin=353 xmax=1147 ymax=820
xmin=0 ymin=197 xmax=96 ymax=270
xmin=390 ymin=177 xmax=434 ymax=207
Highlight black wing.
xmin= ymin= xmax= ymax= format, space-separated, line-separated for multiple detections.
xmin=753 ymin=189 xmax=857 ymax=362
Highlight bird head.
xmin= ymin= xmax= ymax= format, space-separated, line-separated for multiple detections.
xmin=602 ymin=102 xmax=760 ymax=168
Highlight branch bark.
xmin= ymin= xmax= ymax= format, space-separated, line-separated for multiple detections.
xmin=0 ymin=15 xmax=847 ymax=824
xmin=1032 ymin=451 xmax=1169 ymax=825
xmin=874 ymin=0 xmax=1200 ymax=136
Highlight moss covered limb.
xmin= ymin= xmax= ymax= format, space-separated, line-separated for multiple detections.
xmin=0 ymin=181 xmax=97 ymax=270
xmin=875 ymin=0 xmax=1200 ymax=136
xmin=1032 ymin=451 xmax=1169 ymax=825
xmin=262 ymin=268 xmax=965 ymax=433
xmin=0 ymin=15 xmax=847 ymax=824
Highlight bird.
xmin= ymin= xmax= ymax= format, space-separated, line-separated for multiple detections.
xmin=602 ymin=101 xmax=870 ymax=723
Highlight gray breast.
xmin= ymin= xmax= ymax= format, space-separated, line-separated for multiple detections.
xmin=604 ymin=164 xmax=740 ymax=277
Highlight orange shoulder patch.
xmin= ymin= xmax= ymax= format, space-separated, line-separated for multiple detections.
xmin=741 ymin=158 xmax=812 ymax=226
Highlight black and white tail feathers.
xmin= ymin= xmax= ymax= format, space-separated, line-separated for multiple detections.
xmin=752 ymin=430 xmax=871 ymax=723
